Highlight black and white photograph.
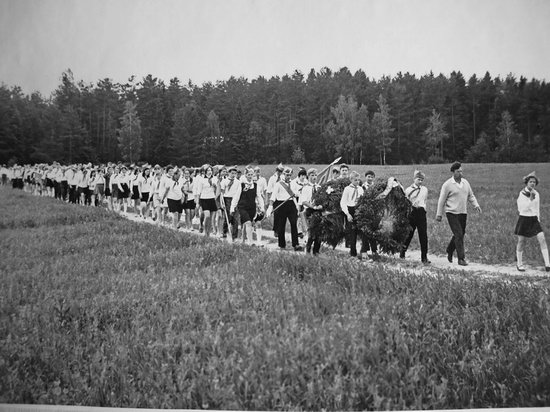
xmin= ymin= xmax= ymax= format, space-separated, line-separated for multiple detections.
xmin=1 ymin=0 xmax=550 ymax=410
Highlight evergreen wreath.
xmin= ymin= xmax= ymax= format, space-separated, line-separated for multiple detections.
xmin=355 ymin=178 xmax=412 ymax=254
xmin=308 ymin=177 xmax=351 ymax=248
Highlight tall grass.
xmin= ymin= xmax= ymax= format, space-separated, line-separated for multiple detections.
xmin=1 ymin=186 xmax=549 ymax=409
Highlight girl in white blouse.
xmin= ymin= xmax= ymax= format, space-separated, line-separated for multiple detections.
xmin=194 ymin=165 xmax=219 ymax=237
xmin=514 ymin=171 xmax=549 ymax=272
xmin=140 ymin=167 xmax=152 ymax=219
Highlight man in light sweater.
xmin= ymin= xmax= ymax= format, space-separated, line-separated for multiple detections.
xmin=436 ymin=162 xmax=482 ymax=266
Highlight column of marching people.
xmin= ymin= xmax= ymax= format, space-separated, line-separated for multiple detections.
xmin=1 ymin=161 xmax=549 ymax=271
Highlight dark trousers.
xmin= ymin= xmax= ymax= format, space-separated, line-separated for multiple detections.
xmin=446 ymin=213 xmax=467 ymax=260
xmin=61 ymin=181 xmax=68 ymax=201
xmin=274 ymin=200 xmax=299 ymax=248
xmin=54 ymin=181 xmax=61 ymax=198
xmin=222 ymin=197 xmax=238 ymax=240
xmin=69 ymin=185 xmax=77 ymax=203
xmin=404 ymin=207 xmax=428 ymax=259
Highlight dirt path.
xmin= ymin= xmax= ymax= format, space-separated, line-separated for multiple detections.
xmin=122 ymin=212 xmax=550 ymax=282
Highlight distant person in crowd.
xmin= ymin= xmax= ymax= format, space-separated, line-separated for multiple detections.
xmin=339 ymin=164 xmax=350 ymax=179
xmin=330 ymin=167 xmax=340 ymax=181
xmin=363 ymin=170 xmax=376 ymax=190
xmin=267 ymin=163 xmax=285 ymax=237
xmin=291 ymin=168 xmax=309 ymax=239
xmin=181 ymin=167 xmax=196 ymax=230
xmin=340 ymin=171 xmax=370 ymax=261
xmin=220 ymin=166 xmax=240 ymax=241
xmin=299 ymin=168 xmax=323 ymax=255
xmin=253 ymin=166 xmax=267 ymax=205
xmin=195 ymin=164 xmax=219 ymax=237
xmin=162 ymin=167 xmax=184 ymax=230
xmin=0 ymin=164 xmax=7 ymax=186
xmin=230 ymin=167 xmax=265 ymax=245
xmin=117 ymin=166 xmax=131 ymax=213
xmin=267 ymin=166 xmax=303 ymax=251
xmin=140 ymin=166 xmax=152 ymax=219
xmin=150 ymin=165 xmax=164 ymax=224
xmin=436 ymin=161 xmax=482 ymax=266
xmin=104 ymin=166 xmax=113 ymax=210
xmin=131 ymin=166 xmax=144 ymax=215
xmin=401 ymin=170 xmax=430 ymax=264
xmin=514 ymin=171 xmax=550 ymax=272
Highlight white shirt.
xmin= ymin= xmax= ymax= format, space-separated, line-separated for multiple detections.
xmin=271 ymin=180 xmax=298 ymax=208
xmin=195 ymin=175 xmax=217 ymax=199
xmin=517 ymin=189 xmax=540 ymax=218
xmin=255 ymin=175 xmax=267 ymax=196
xmin=141 ymin=176 xmax=152 ymax=193
xmin=340 ymin=184 xmax=364 ymax=210
xmin=298 ymin=183 xmax=320 ymax=207
xmin=221 ymin=177 xmax=240 ymax=198
xmin=405 ymin=184 xmax=428 ymax=210
xmin=166 ymin=179 xmax=183 ymax=201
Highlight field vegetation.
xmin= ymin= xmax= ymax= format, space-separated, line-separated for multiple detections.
xmin=1 ymin=169 xmax=550 ymax=409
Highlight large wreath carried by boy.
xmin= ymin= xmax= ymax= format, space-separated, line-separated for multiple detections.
xmin=307 ymin=177 xmax=351 ymax=248
xmin=355 ymin=178 xmax=412 ymax=254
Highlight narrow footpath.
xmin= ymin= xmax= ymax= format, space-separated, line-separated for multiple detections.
xmin=122 ymin=211 xmax=549 ymax=283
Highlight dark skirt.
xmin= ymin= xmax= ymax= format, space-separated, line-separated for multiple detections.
xmin=131 ymin=185 xmax=140 ymax=200
xmin=182 ymin=199 xmax=196 ymax=210
xmin=167 ymin=198 xmax=183 ymax=213
xmin=119 ymin=183 xmax=130 ymax=199
xmin=141 ymin=192 xmax=150 ymax=202
xmin=238 ymin=206 xmax=256 ymax=224
xmin=514 ymin=215 xmax=543 ymax=237
xmin=199 ymin=198 xmax=218 ymax=212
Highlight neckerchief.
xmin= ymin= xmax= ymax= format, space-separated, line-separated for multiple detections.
xmin=349 ymin=184 xmax=358 ymax=202
xmin=407 ymin=185 xmax=421 ymax=201
xmin=522 ymin=189 xmax=535 ymax=199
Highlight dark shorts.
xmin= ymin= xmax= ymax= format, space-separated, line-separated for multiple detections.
xmin=514 ymin=215 xmax=543 ymax=238
xmin=183 ymin=199 xmax=196 ymax=210
xmin=131 ymin=185 xmax=140 ymax=200
xmin=238 ymin=207 xmax=256 ymax=224
xmin=199 ymin=198 xmax=218 ymax=212
xmin=46 ymin=178 xmax=54 ymax=188
xmin=141 ymin=192 xmax=150 ymax=203
xmin=167 ymin=198 xmax=183 ymax=213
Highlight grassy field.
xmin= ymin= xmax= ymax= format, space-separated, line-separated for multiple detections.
xmin=1 ymin=181 xmax=550 ymax=409
xmin=257 ymin=162 xmax=550 ymax=266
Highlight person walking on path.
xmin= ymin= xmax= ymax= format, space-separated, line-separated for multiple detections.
xmin=514 ymin=171 xmax=550 ymax=272
xmin=436 ymin=162 xmax=482 ymax=266
xmin=401 ymin=170 xmax=430 ymax=264
xmin=266 ymin=166 xmax=303 ymax=251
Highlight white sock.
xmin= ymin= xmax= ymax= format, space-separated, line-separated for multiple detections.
xmin=516 ymin=250 xmax=523 ymax=267
xmin=542 ymin=245 xmax=550 ymax=267
xmin=256 ymin=227 xmax=262 ymax=242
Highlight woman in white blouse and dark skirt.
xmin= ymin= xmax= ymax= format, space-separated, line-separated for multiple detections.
xmin=515 ymin=171 xmax=550 ymax=272
xmin=195 ymin=165 xmax=219 ymax=237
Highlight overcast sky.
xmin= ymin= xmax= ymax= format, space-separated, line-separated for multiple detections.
xmin=1 ymin=0 xmax=549 ymax=96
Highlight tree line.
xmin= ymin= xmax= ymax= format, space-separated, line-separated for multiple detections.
xmin=1 ymin=67 xmax=549 ymax=166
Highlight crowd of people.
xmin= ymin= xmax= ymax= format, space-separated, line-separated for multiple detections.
xmin=1 ymin=161 xmax=548 ymax=271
